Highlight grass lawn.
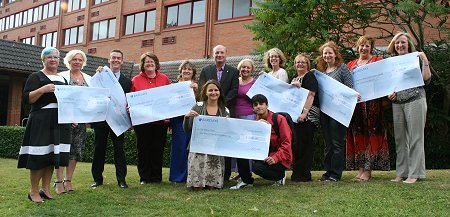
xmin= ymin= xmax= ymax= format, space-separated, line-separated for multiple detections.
xmin=0 ymin=158 xmax=449 ymax=216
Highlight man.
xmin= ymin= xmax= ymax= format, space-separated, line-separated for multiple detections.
xmin=198 ymin=45 xmax=239 ymax=182
xmin=230 ymin=94 xmax=292 ymax=189
xmin=91 ymin=50 xmax=132 ymax=189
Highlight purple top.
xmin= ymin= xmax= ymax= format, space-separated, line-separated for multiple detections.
xmin=235 ymin=78 xmax=256 ymax=116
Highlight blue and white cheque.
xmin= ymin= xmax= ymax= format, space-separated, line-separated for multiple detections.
xmin=314 ymin=71 xmax=358 ymax=127
xmin=90 ymin=66 xmax=132 ymax=136
xmin=126 ymin=81 xmax=196 ymax=126
xmin=352 ymin=52 xmax=424 ymax=102
xmin=246 ymin=74 xmax=309 ymax=123
xmin=54 ymin=85 xmax=110 ymax=123
xmin=190 ymin=115 xmax=271 ymax=160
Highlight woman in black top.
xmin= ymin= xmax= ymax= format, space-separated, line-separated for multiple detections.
xmin=290 ymin=54 xmax=320 ymax=182
xmin=17 ymin=47 xmax=71 ymax=203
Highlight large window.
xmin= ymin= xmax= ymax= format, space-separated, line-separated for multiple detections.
xmin=67 ymin=0 xmax=86 ymax=12
xmin=21 ymin=36 xmax=36 ymax=45
xmin=124 ymin=10 xmax=155 ymax=35
xmin=64 ymin=26 xmax=84 ymax=45
xmin=41 ymin=32 xmax=57 ymax=47
xmin=0 ymin=1 xmax=60 ymax=33
xmin=165 ymin=0 xmax=205 ymax=28
xmin=92 ymin=18 xmax=116 ymax=41
xmin=94 ymin=0 xmax=109 ymax=5
xmin=217 ymin=0 xmax=259 ymax=20
xmin=6 ymin=0 xmax=17 ymax=4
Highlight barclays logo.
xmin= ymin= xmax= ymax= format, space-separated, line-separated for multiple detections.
xmin=198 ymin=118 xmax=218 ymax=123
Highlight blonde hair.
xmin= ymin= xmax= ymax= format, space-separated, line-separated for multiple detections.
xmin=263 ymin=48 xmax=286 ymax=69
xmin=315 ymin=41 xmax=344 ymax=71
xmin=237 ymin=59 xmax=255 ymax=76
xmin=64 ymin=50 xmax=87 ymax=70
xmin=387 ymin=32 xmax=416 ymax=55
xmin=356 ymin=36 xmax=375 ymax=53
xmin=294 ymin=54 xmax=311 ymax=71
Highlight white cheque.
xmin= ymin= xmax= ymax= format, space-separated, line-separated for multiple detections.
xmin=126 ymin=81 xmax=196 ymax=126
xmin=54 ymin=85 xmax=110 ymax=123
xmin=314 ymin=71 xmax=358 ymax=127
xmin=247 ymin=74 xmax=309 ymax=123
xmin=190 ymin=115 xmax=271 ymax=160
xmin=90 ymin=66 xmax=132 ymax=136
xmin=352 ymin=52 xmax=424 ymax=102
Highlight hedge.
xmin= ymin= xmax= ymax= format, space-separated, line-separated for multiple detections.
xmin=1 ymin=124 xmax=448 ymax=170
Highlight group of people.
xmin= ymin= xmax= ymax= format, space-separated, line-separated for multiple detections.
xmin=17 ymin=31 xmax=431 ymax=203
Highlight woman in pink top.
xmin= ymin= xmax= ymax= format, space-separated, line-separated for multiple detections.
xmin=131 ymin=52 xmax=171 ymax=184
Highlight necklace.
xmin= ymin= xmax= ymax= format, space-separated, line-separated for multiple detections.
xmin=356 ymin=56 xmax=372 ymax=67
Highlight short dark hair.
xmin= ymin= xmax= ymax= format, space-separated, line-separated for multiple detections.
xmin=251 ymin=94 xmax=268 ymax=106
xmin=110 ymin=49 xmax=124 ymax=58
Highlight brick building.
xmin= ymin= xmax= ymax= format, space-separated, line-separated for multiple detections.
xmin=0 ymin=0 xmax=260 ymax=63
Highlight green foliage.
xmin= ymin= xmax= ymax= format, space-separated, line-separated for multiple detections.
xmin=0 ymin=126 xmax=172 ymax=168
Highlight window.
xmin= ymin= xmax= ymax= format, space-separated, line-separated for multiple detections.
xmin=21 ymin=36 xmax=36 ymax=45
xmin=92 ymin=18 xmax=115 ymax=41
xmin=0 ymin=18 xmax=4 ymax=31
xmin=41 ymin=32 xmax=57 ymax=47
xmin=67 ymin=0 xmax=86 ymax=12
xmin=218 ymin=0 xmax=259 ymax=20
xmin=124 ymin=10 xmax=155 ymax=35
xmin=94 ymin=0 xmax=109 ymax=5
xmin=165 ymin=0 xmax=205 ymax=28
xmin=6 ymin=0 xmax=17 ymax=4
xmin=64 ymin=26 xmax=83 ymax=45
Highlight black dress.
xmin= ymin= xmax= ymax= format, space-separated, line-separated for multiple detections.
xmin=17 ymin=71 xmax=71 ymax=170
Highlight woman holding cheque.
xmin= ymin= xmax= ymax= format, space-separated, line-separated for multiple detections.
xmin=290 ymin=54 xmax=320 ymax=182
xmin=346 ymin=36 xmax=390 ymax=182
xmin=387 ymin=32 xmax=431 ymax=184
xmin=18 ymin=47 xmax=71 ymax=203
xmin=131 ymin=52 xmax=171 ymax=184
xmin=169 ymin=60 xmax=198 ymax=183
xmin=183 ymin=80 xmax=229 ymax=190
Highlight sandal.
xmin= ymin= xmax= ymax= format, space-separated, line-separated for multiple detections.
xmin=54 ymin=180 xmax=66 ymax=194
xmin=63 ymin=180 xmax=74 ymax=192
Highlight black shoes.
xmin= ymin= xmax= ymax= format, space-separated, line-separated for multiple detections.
xmin=90 ymin=181 xmax=103 ymax=188
xmin=118 ymin=182 xmax=128 ymax=189
xmin=39 ymin=190 xmax=54 ymax=200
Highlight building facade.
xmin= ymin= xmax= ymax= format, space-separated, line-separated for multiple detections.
xmin=0 ymin=0 xmax=261 ymax=63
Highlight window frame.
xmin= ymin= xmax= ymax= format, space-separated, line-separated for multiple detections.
xmin=164 ymin=0 xmax=205 ymax=29
xmin=217 ymin=0 xmax=259 ymax=21
xmin=41 ymin=31 xmax=58 ymax=47
xmin=91 ymin=18 xmax=116 ymax=41
xmin=124 ymin=9 xmax=156 ymax=36
xmin=63 ymin=25 xmax=84 ymax=46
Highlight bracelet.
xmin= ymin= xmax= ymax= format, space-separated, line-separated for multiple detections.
xmin=303 ymin=108 xmax=309 ymax=112
xmin=424 ymin=64 xmax=429 ymax=67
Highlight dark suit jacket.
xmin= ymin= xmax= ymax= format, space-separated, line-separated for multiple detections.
xmin=93 ymin=72 xmax=132 ymax=129
xmin=199 ymin=64 xmax=239 ymax=117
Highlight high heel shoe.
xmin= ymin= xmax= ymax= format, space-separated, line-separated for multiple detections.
xmin=53 ymin=180 xmax=66 ymax=194
xmin=28 ymin=193 xmax=44 ymax=204
xmin=63 ymin=180 xmax=74 ymax=192
xmin=39 ymin=189 xmax=54 ymax=200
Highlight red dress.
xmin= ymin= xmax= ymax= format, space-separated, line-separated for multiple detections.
xmin=346 ymin=56 xmax=390 ymax=171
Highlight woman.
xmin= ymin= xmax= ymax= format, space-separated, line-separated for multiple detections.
xmin=263 ymin=48 xmax=289 ymax=83
xmin=131 ymin=52 xmax=171 ymax=184
xmin=290 ymin=54 xmax=320 ymax=182
xmin=169 ymin=60 xmax=198 ymax=183
xmin=17 ymin=47 xmax=71 ymax=203
xmin=55 ymin=50 xmax=92 ymax=193
xmin=387 ymin=32 xmax=431 ymax=184
xmin=346 ymin=36 xmax=390 ymax=182
xmin=229 ymin=59 xmax=257 ymax=189
xmin=315 ymin=41 xmax=353 ymax=182
xmin=183 ymin=80 xmax=229 ymax=190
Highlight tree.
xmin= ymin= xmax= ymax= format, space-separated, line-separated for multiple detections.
xmin=248 ymin=0 xmax=450 ymax=168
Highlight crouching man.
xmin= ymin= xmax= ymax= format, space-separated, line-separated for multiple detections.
xmin=231 ymin=94 xmax=292 ymax=189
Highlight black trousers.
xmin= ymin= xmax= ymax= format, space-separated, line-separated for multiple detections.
xmin=320 ymin=112 xmax=347 ymax=180
xmin=236 ymin=158 xmax=254 ymax=184
xmin=134 ymin=123 xmax=168 ymax=183
xmin=252 ymin=160 xmax=285 ymax=181
xmin=91 ymin=124 xmax=127 ymax=184
xmin=291 ymin=121 xmax=316 ymax=181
